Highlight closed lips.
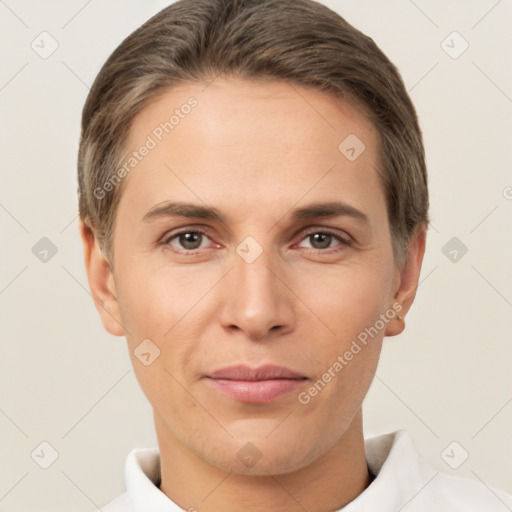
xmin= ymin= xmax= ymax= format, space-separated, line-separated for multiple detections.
xmin=204 ymin=364 xmax=308 ymax=404
xmin=206 ymin=364 xmax=307 ymax=381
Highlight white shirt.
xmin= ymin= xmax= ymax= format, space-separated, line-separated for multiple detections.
xmin=95 ymin=430 xmax=512 ymax=511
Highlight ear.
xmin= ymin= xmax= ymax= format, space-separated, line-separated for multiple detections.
xmin=79 ymin=219 xmax=125 ymax=337
xmin=385 ymin=224 xmax=427 ymax=337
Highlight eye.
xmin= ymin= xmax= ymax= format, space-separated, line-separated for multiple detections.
xmin=297 ymin=229 xmax=350 ymax=251
xmin=164 ymin=229 xmax=212 ymax=252
xmin=161 ymin=227 xmax=351 ymax=254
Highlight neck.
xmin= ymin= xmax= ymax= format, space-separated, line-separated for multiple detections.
xmin=155 ymin=410 xmax=371 ymax=512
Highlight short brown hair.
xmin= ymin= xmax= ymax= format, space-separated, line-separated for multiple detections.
xmin=77 ymin=0 xmax=429 ymax=269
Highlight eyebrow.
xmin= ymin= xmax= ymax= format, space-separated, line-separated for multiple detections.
xmin=141 ymin=201 xmax=369 ymax=225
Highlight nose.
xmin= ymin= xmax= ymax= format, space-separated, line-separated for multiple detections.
xmin=217 ymin=247 xmax=295 ymax=341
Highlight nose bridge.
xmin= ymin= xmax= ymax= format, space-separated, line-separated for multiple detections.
xmin=219 ymin=238 xmax=294 ymax=339
xmin=237 ymin=249 xmax=275 ymax=293
xmin=234 ymin=240 xmax=280 ymax=310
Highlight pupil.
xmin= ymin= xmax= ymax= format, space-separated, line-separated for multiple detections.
xmin=312 ymin=233 xmax=331 ymax=249
xmin=181 ymin=232 xmax=201 ymax=249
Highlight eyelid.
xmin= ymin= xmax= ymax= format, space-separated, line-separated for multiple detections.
xmin=298 ymin=226 xmax=352 ymax=243
xmin=162 ymin=226 xmax=209 ymax=242
xmin=162 ymin=226 xmax=214 ymax=249
xmin=294 ymin=227 xmax=352 ymax=252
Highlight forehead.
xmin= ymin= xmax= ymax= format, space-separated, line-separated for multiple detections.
xmin=129 ymin=77 xmax=377 ymax=155
xmin=119 ymin=77 xmax=384 ymax=223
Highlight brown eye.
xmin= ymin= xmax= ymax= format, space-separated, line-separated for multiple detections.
xmin=165 ymin=230 xmax=210 ymax=251
xmin=308 ymin=233 xmax=333 ymax=249
xmin=297 ymin=229 xmax=350 ymax=251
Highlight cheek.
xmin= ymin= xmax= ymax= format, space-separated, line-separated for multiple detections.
xmin=299 ymin=260 xmax=393 ymax=340
xmin=295 ymin=258 xmax=392 ymax=404
xmin=115 ymin=257 xmax=197 ymax=339
xmin=115 ymin=260 xmax=210 ymax=386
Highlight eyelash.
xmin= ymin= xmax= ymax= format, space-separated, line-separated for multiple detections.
xmin=161 ymin=227 xmax=352 ymax=255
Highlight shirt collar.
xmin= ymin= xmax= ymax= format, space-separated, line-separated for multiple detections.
xmin=125 ymin=446 xmax=181 ymax=511
xmin=342 ymin=430 xmax=437 ymax=511
xmin=123 ymin=430 xmax=436 ymax=511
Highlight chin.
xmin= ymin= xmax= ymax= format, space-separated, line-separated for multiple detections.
xmin=197 ymin=428 xmax=327 ymax=477
xmin=216 ymin=449 xmax=316 ymax=477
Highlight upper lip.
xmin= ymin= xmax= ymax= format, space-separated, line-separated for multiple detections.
xmin=206 ymin=364 xmax=307 ymax=381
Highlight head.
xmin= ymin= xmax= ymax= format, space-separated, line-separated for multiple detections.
xmin=78 ymin=0 xmax=428 ymax=476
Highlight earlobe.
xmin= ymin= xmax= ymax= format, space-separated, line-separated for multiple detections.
xmin=385 ymin=224 xmax=427 ymax=337
xmin=79 ymin=219 xmax=125 ymax=337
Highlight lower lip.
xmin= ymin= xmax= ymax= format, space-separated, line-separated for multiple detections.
xmin=206 ymin=378 xmax=307 ymax=403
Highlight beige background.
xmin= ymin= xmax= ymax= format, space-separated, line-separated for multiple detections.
xmin=1 ymin=0 xmax=511 ymax=510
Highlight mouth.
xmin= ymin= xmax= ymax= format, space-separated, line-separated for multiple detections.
xmin=204 ymin=364 xmax=308 ymax=404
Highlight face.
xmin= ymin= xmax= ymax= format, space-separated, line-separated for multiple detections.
xmin=83 ymin=77 xmax=422 ymax=476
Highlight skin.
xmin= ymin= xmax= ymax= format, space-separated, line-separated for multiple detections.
xmin=80 ymin=77 xmax=426 ymax=511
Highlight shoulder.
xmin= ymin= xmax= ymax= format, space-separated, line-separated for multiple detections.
xmin=359 ymin=430 xmax=512 ymax=511
xmin=89 ymin=445 xmax=164 ymax=511
xmin=420 ymin=470 xmax=512 ymax=511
